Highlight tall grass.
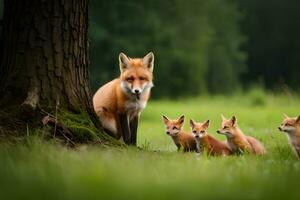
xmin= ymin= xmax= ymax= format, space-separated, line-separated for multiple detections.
xmin=1 ymin=94 xmax=300 ymax=200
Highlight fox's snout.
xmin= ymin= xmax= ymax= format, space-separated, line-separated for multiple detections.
xmin=216 ymin=130 xmax=221 ymax=134
xmin=133 ymin=88 xmax=142 ymax=94
xmin=278 ymin=127 xmax=282 ymax=131
xmin=166 ymin=131 xmax=170 ymax=135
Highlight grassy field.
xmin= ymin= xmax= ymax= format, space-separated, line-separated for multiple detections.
xmin=1 ymin=92 xmax=300 ymax=200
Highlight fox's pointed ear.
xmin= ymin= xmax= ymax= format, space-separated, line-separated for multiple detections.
xmin=283 ymin=114 xmax=289 ymax=119
xmin=143 ymin=52 xmax=154 ymax=72
xmin=203 ymin=120 xmax=210 ymax=128
xmin=119 ymin=52 xmax=130 ymax=73
xmin=296 ymin=115 xmax=300 ymax=123
xmin=189 ymin=119 xmax=195 ymax=128
xmin=231 ymin=116 xmax=237 ymax=126
xmin=162 ymin=115 xmax=169 ymax=124
xmin=178 ymin=115 xmax=185 ymax=125
xmin=221 ymin=114 xmax=226 ymax=121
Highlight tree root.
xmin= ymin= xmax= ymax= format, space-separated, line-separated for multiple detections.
xmin=42 ymin=115 xmax=76 ymax=148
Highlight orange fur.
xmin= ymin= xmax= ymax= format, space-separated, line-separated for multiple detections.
xmin=162 ymin=115 xmax=197 ymax=152
xmin=278 ymin=115 xmax=300 ymax=159
xmin=173 ymin=131 xmax=197 ymax=152
xmin=217 ymin=115 xmax=266 ymax=155
xmin=93 ymin=52 xmax=154 ymax=144
xmin=189 ymin=119 xmax=232 ymax=156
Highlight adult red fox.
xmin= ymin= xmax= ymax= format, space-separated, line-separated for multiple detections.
xmin=93 ymin=52 xmax=154 ymax=145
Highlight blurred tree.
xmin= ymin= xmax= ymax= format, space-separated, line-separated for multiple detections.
xmin=206 ymin=0 xmax=247 ymax=94
xmin=239 ymin=0 xmax=300 ymax=91
xmin=0 ymin=0 xmax=100 ymax=129
xmin=0 ymin=0 xmax=3 ymax=66
xmin=89 ymin=0 xmax=246 ymax=97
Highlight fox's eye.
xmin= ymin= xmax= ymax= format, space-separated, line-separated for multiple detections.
xmin=223 ymin=126 xmax=228 ymax=129
xmin=126 ymin=77 xmax=134 ymax=82
xmin=173 ymin=127 xmax=178 ymax=130
xmin=285 ymin=123 xmax=291 ymax=126
xmin=193 ymin=130 xmax=197 ymax=133
xmin=200 ymin=130 xmax=205 ymax=133
xmin=139 ymin=77 xmax=146 ymax=81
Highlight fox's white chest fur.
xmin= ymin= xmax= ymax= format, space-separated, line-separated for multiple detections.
xmin=227 ymin=138 xmax=238 ymax=152
xmin=225 ymin=135 xmax=236 ymax=150
xmin=125 ymin=99 xmax=146 ymax=120
xmin=287 ymin=133 xmax=300 ymax=154
xmin=122 ymin=82 xmax=152 ymax=120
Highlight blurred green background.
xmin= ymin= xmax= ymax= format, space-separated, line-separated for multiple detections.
xmin=88 ymin=0 xmax=300 ymax=97
xmin=1 ymin=0 xmax=299 ymax=97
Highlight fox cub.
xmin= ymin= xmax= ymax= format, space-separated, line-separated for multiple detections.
xmin=93 ymin=52 xmax=154 ymax=145
xmin=278 ymin=114 xmax=300 ymax=159
xmin=162 ymin=115 xmax=197 ymax=152
xmin=189 ymin=119 xmax=232 ymax=156
xmin=217 ymin=115 xmax=266 ymax=155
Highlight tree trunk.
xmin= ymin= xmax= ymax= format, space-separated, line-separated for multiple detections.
xmin=0 ymin=0 xmax=101 ymax=132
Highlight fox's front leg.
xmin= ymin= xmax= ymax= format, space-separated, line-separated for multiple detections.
xmin=176 ymin=144 xmax=182 ymax=152
xmin=195 ymin=148 xmax=202 ymax=154
xmin=129 ymin=115 xmax=139 ymax=146
xmin=236 ymin=148 xmax=244 ymax=156
xmin=118 ymin=113 xmax=131 ymax=144
xmin=195 ymin=140 xmax=203 ymax=155
xmin=294 ymin=148 xmax=300 ymax=159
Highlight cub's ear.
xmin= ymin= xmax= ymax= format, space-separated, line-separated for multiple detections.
xmin=162 ymin=115 xmax=169 ymax=124
xmin=221 ymin=114 xmax=226 ymax=121
xmin=203 ymin=120 xmax=210 ymax=128
xmin=119 ymin=52 xmax=130 ymax=73
xmin=283 ymin=114 xmax=289 ymax=119
xmin=178 ymin=115 xmax=185 ymax=125
xmin=143 ymin=52 xmax=154 ymax=72
xmin=231 ymin=116 xmax=237 ymax=126
xmin=296 ymin=115 xmax=300 ymax=123
xmin=189 ymin=119 xmax=195 ymax=128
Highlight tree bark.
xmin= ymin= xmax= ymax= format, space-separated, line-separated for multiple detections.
xmin=0 ymin=0 xmax=100 ymax=130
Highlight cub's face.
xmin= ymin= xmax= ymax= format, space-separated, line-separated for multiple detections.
xmin=217 ymin=115 xmax=237 ymax=138
xmin=162 ymin=115 xmax=185 ymax=137
xmin=278 ymin=115 xmax=300 ymax=134
xmin=189 ymin=119 xmax=209 ymax=139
